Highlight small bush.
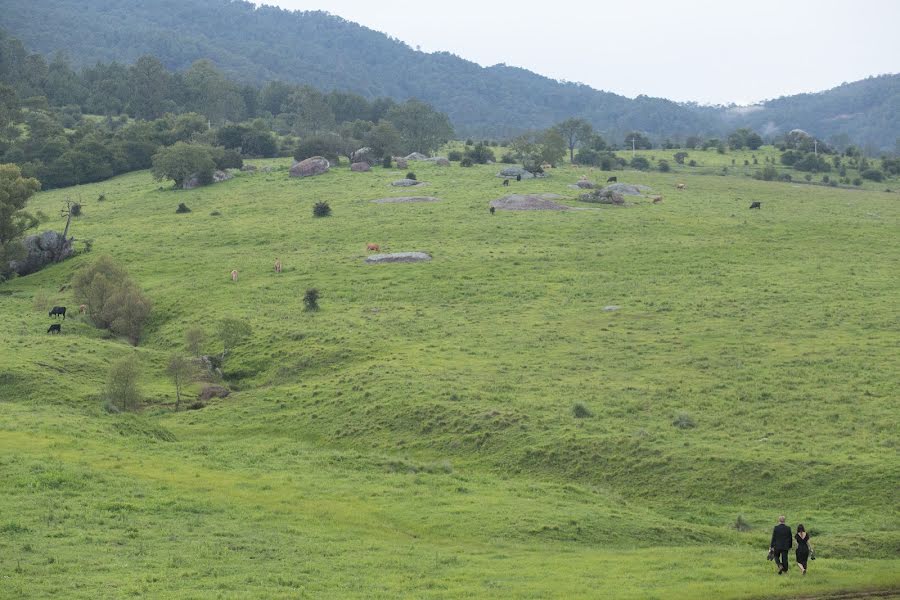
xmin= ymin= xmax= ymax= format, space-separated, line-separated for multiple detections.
xmin=688 ymin=159 xmax=697 ymax=167
xmin=210 ymin=210 xmax=221 ymax=216
xmin=69 ymin=203 xmax=82 ymax=217
xmin=105 ymin=355 xmax=141 ymax=411
xmin=734 ymin=515 xmax=751 ymax=532
xmin=176 ymin=202 xmax=191 ymax=213
xmin=312 ymin=201 xmax=331 ymax=217
xmin=672 ymin=413 xmax=696 ymax=429
xmin=804 ymin=173 xmax=812 ymax=182
xmin=861 ymin=169 xmax=884 ymax=182
xmin=757 ymin=164 xmax=778 ymax=181
xmin=303 ymin=288 xmax=320 ymax=311
xmin=448 ymin=150 xmax=463 ymax=161
xmin=73 ymin=255 xmax=152 ymax=345
xmin=406 ymin=172 xmax=417 ymax=181
xmin=500 ymin=153 xmax=516 ymax=164
xmin=630 ymin=156 xmax=650 ymax=170
xmin=658 ymin=160 xmax=671 ymax=172
xmin=572 ymin=403 xmax=593 ymax=419
xmin=97 ymin=194 xmax=106 ymax=202
xmin=779 ymin=173 xmax=793 ymax=182
xmin=852 ymin=178 xmax=862 ymax=186
xmin=382 ymin=156 xmax=392 ymax=169
xmin=460 ymin=157 xmax=474 ymax=167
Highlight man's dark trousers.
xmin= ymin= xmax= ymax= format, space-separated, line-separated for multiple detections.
xmin=774 ymin=549 xmax=789 ymax=572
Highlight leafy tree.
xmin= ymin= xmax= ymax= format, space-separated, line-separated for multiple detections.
xmin=624 ymin=131 xmax=652 ymax=150
xmin=151 ymin=142 xmax=216 ymax=188
xmin=363 ymin=121 xmax=401 ymax=159
xmin=0 ymin=163 xmax=40 ymax=278
xmin=128 ymin=56 xmax=171 ymax=120
xmin=72 ymin=255 xmax=152 ymax=345
xmin=630 ymin=156 xmax=651 ymax=170
xmin=553 ymin=118 xmax=593 ymax=163
xmin=861 ymin=169 xmax=884 ymax=182
xmin=293 ymin=135 xmax=341 ymax=163
xmin=185 ymin=327 xmax=206 ymax=357
xmin=105 ymin=355 xmax=141 ymax=411
xmin=385 ymin=100 xmax=453 ymax=154
xmin=283 ymin=86 xmax=335 ymax=136
xmin=674 ymin=151 xmax=689 ymax=165
xmin=539 ymin=129 xmax=567 ymax=166
xmin=685 ymin=136 xmax=702 ymax=150
xmin=658 ymin=159 xmax=671 ymax=172
xmin=464 ymin=142 xmax=495 ymax=164
xmin=217 ymin=317 xmax=252 ymax=358
xmin=167 ymin=353 xmax=194 ymax=411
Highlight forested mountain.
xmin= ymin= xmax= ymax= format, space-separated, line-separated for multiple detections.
xmin=1 ymin=0 xmax=898 ymax=150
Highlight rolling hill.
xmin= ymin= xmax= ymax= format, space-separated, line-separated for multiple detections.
xmin=1 ymin=0 xmax=897 ymax=149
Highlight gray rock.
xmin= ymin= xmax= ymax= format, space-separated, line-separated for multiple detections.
xmin=581 ymin=189 xmax=625 ymax=205
xmin=366 ymin=252 xmax=432 ymax=264
xmin=8 ymin=230 xmax=74 ymax=276
xmin=212 ymin=170 xmax=232 ymax=183
xmin=240 ymin=164 xmax=257 ymax=172
xmin=391 ymin=179 xmax=423 ymax=187
xmin=603 ymin=305 xmax=621 ymax=312
xmin=426 ymin=157 xmax=450 ymax=166
xmin=489 ymin=194 xmax=569 ymax=211
xmin=497 ymin=166 xmax=547 ymax=179
xmin=602 ymin=183 xmax=650 ymax=196
xmin=395 ymin=158 xmax=408 ymax=169
xmin=351 ymin=147 xmax=374 ymax=164
xmin=290 ymin=156 xmax=330 ymax=178
xmin=576 ymin=180 xmax=595 ymax=189
xmin=405 ymin=152 xmax=428 ymax=161
xmin=350 ymin=162 xmax=371 ymax=172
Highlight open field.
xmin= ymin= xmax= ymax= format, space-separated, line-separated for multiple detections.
xmin=1 ymin=159 xmax=898 ymax=598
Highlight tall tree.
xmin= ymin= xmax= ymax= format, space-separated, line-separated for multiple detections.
xmin=554 ymin=118 xmax=593 ymax=163
xmin=128 ymin=56 xmax=170 ymax=120
xmin=385 ymin=100 xmax=453 ymax=154
xmin=0 ymin=163 xmax=40 ymax=278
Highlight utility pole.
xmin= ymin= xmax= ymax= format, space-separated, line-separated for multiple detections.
xmin=631 ymin=137 xmax=636 ymax=158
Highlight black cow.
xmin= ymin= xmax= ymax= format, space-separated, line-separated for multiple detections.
xmin=47 ymin=324 xmax=61 ymax=334
xmin=502 ymin=179 xmax=509 ymax=186
xmin=516 ymin=174 xmax=522 ymax=182
xmin=490 ymin=206 xmax=496 ymax=215
xmin=749 ymin=201 xmax=761 ymax=209
xmin=49 ymin=306 xmax=66 ymax=320
xmin=607 ymin=176 xmax=617 ymax=183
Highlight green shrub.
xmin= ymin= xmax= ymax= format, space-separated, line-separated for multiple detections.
xmin=313 ymin=201 xmax=331 ymax=217
xmin=861 ymin=169 xmax=884 ymax=182
xmin=630 ymin=156 xmax=650 ymax=170
xmin=852 ymin=178 xmax=862 ymax=186
xmin=757 ymin=164 xmax=778 ymax=181
xmin=448 ymin=150 xmax=463 ymax=161
xmin=104 ymin=355 xmax=141 ymax=411
xmin=672 ymin=413 xmax=696 ymax=429
xmin=303 ymin=288 xmax=320 ymax=311
xmin=73 ymin=255 xmax=152 ymax=345
xmin=382 ymin=156 xmax=392 ymax=169
xmin=176 ymin=203 xmax=191 ymax=213
xmin=406 ymin=172 xmax=416 ymax=181
xmin=460 ymin=157 xmax=473 ymax=167
xmin=658 ymin=160 xmax=671 ymax=172
xmin=688 ymin=160 xmax=697 ymax=167
xmin=572 ymin=403 xmax=593 ymax=419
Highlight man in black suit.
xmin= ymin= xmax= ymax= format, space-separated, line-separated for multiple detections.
xmin=770 ymin=515 xmax=793 ymax=574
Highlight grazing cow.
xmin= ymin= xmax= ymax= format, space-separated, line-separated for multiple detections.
xmin=651 ymin=195 xmax=663 ymax=204
xmin=502 ymin=179 xmax=509 ymax=187
xmin=516 ymin=174 xmax=522 ymax=182
xmin=49 ymin=306 xmax=66 ymax=320
xmin=47 ymin=324 xmax=61 ymax=334
xmin=676 ymin=183 xmax=686 ymax=190
xmin=607 ymin=176 xmax=617 ymax=183
xmin=274 ymin=258 xmax=282 ymax=273
xmin=79 ymin=304 xmax=87 ymax=314
xmin=749 ymin=201 xmax=761 ymax=209
xmin=490 ymin=206 xmax=496 ymax=215
xmin=230 ymin=270 xmax=238 ymax=282
xmin=366 ymin=243 xmax=380 ymax=252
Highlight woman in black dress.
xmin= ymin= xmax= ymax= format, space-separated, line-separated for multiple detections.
xmin=795 ymin=524 xmax=812 ymax=574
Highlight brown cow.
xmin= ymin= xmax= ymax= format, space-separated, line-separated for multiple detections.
xmin=274 ymin=258 xmax=282 ymax=273
xmin=676 ymin=183 xmax=686 ymax=190
xmin=230 ymin=269 xmax=238 ymax=282
xmin=366 ymin=243 xmax=380 ymax=252
xmin=651 ymin=195 xmax=663 ymax=204
xmin=79 ymin=304 xmax=87 ymax=314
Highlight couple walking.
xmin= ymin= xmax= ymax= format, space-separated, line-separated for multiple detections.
xmin=770 ymin=515 xmax=813 ymax=574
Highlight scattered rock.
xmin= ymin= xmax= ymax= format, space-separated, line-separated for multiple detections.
xmin=391 ymin=179 xmax=424 ymax=187
xmin=425 ymin=157 xmax=450 ymax=166
xmin=199 ymin=384 xmax=230 ymax=401
xmin=212 ymin=170 xmax=232 ymax=183
xmin=8 ymin=230 xmax=74 ymax=276
xmin=405 ymin=152 xmax=428 ymax=161
xmin=581 ymin=189 xmax=625 ymax=205
xmin=496 ymin=166 xmax=548 ymax=179
xmin=395 ymin=158 xmax=408 ymax=169
xmin=351 ymin=147 xmax=374 ymax=164
xmin=489 ymin=194 xmax=569 ymax=211
xmin=576 ymin=180 xmax=596 ymax=189
xmin=290 ymin=156 xmax=330 ymax=178
xmin=240 ymin=164 xmax=258 ymax=172
xmin=370 ymin=196 xmax=440 ymax=203
xmin=350 ymin=162 xmax=371 ymax=172
xmin=366 ymin=252 xmax=432 ymax=264
xmin=602 ymin=183 xmax=650 ymax=196
xmin=603 ymin=305 xmax=621 ymax=312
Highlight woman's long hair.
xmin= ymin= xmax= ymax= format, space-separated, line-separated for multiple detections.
xmin=797 ymin=524 xmax=806 ymax=534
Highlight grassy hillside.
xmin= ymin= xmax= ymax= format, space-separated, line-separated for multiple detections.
xmin=1 ymin=157 xmax=898 ymax=598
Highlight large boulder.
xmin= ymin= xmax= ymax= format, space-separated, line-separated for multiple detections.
xmin=212 ymin=170 xmax=232 ymax=183
xmin=580 ymin=189 xmax=625 ymax=205
xmin=366 ymin=252 xmax=432 ymax=264
xmin=351 ymin=147 xmax=375 ymax=164
xmin=198 ymin=384 xmax=230 ymax=401
xmin=426 ymin=157 xmax=450 ymax=166
xmin=601 ymin=183 xmax=650 ymax=196
xmin=405 ymin=152 xmax=428 ymax=161
xmin=391 ymin=179 xmax=424 ymax=187
xmin=575 ymin=180 xmax=595 ymax=189
xmin=350 ymin=162 xmax=371 ymax=172
xmin=290 ymin=156 xmax=330 ymax=178
xmin=490 ymin=194 xmax=569 ymax=211
xmin=497 ymin=166 xmax=545 ymax=179
xmin=395 ymin=158 xmax=408 ymax=169
xmin=8 ymin=230 xmax=74 ymax=276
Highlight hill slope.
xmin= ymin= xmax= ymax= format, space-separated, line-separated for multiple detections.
xmin=0 ymin=157 xmax=898 ymax=597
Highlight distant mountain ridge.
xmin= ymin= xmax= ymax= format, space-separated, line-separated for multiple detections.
xmin=1 ymin=0 xmax=897 ymax=150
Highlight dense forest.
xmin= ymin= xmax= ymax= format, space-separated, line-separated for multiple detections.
xmin=2 ymin=0 xmax=897 ymax=150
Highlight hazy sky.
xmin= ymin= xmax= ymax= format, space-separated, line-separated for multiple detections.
xmin=260 ymin=0 xmax=899 ymax=105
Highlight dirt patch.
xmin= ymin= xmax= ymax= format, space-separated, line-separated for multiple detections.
xmin=370 ymin=196 xmax=440 ymax=204
xmin=490 ymin=194 xmax=569 ymax=211
xmin=366 ymin=252 xmax=432 ymax=264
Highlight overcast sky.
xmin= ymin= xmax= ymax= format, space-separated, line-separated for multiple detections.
xmin=260 ymin=0 xmax=899 ymax=105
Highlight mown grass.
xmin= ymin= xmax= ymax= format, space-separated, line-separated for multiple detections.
xmin=1 ymin=155 xmax=898 ymax=598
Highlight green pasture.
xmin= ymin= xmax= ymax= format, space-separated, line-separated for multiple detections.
xmin=1 ymin=158 xmax=898 ymax=598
